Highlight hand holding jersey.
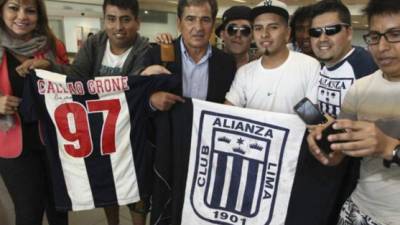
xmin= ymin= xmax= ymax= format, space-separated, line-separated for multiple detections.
xmin=149 ymin=91 xmax=185 ymax=111
xmin=140 ymin=65 xmax=172 ymax=76
xmin=15 ymin=58 xmax=51 ymax=77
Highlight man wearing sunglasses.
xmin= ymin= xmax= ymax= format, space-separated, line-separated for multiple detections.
xmin=309 ymin=0 xmax=378 ymax=119
xmin=215 ymin=6 xmax=254 ymax=68
xmin=307 ymin=1 xmax=400 ymax=225
xmin=292 ymin=1 xmax=379 ymax=225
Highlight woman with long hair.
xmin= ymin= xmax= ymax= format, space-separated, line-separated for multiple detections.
xmin=0 ymin=0 xmax=68 ymax=224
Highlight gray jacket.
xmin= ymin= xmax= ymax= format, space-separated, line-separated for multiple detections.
xmin=50 ymin=30 xmax=149 ymax=78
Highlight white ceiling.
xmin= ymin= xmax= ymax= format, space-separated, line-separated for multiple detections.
xmin=46 ymin=0 xmax=369 ymax=8
xmin=46 ymin=0 xmax=369 ymax=9
xmin=45 ymin=0 xmax=369 ymax=28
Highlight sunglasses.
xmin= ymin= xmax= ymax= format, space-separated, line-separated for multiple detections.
xmin=309 ymin=23 xmax=349 ymax=38
xmin=226 ymin=24 xmax=252 ymax=37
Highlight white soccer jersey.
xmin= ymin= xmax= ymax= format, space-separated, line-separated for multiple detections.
xmin=22 ymin=69 xmax=178 ymax=211
xmin=316 ymin=47 xmax=378 ymax=117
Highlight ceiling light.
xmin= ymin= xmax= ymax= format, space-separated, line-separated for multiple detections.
xmin=167 ymin=0 xmax=178 ymax=4
xmin=233 ymin=0 xmax=246 ymax=3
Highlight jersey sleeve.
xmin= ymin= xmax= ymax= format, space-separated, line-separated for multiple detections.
xmin=49 ymin=38 xmax=96 ymax=78
xmin=128 ymin=74 xmax=180 ymax=99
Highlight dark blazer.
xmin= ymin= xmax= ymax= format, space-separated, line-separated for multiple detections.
xmin=143 ymin=37 xmax=236 ymax=103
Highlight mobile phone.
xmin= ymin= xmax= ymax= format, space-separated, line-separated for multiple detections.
xmin=160 ymin=43 xmax=175 ymax=63
xmin=316 ymin=123 xmax=344 ymax=154
xmin=293 ymin=97 xmax=343 ymax=154
xmin=293 ymin=97 xmax=327 ymax=125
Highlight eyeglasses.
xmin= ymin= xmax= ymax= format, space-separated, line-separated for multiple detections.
xmin=363 ymin=28 xmax=400 ymax=45
xmin=226 ymin=24 xmax=252 ymax=37
xmin=309 ymin=23 xmax=349 ymax=38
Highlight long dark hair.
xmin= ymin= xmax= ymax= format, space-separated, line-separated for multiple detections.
xmin=0 ymin=0 xmax=58 ymax=55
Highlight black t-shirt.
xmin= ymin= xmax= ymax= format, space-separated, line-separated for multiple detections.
xmin=6 ymin=50 xmax=43 ymax=152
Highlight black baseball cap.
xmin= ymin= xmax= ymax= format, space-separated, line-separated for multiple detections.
xmin=251 ymin=0 xmax=289 ymax=22
xmin=215 ymin=6 xmax=252 ymax=38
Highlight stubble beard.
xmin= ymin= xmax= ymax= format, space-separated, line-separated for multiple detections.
xmin=317 ymin=55 xmax=333 ymax=65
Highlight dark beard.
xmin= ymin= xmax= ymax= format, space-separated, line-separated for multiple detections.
xmin=264 ymin=49 xmax=270 ymax=56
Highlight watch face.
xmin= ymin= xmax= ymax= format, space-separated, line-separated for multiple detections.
xmin=396 ymin=148 xmax=400 ymax=158
xmin=394 ymin=147 xmax=400 ymax=165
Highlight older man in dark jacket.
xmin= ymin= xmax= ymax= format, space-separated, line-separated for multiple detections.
xmin=141 ymin=0 xmax=236 ymax=110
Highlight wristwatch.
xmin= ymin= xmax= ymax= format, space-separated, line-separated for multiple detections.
xmin=383 ymin=144 xmax=400 ymax=168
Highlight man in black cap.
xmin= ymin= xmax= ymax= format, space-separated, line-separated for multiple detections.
xmin=215 ymin=6 xmax=254 ymax=68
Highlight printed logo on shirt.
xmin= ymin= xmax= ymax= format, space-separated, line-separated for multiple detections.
xmin=317 ymin=74 xmax=354 ymax=117
xmin=99 ymin=65 xmax=123 ymax=76
xmin=189 ymin=111 xmax=289 ymax=225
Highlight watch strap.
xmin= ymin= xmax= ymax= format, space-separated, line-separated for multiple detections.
xmin=392 ymin=146 xmax=400 ymax=165
xmin=383 ymin=144 xmax=400 ymax=168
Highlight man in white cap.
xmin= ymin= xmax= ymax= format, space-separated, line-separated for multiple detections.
xmin=224 ymin=2 xmax=329 ymax=224
xmin=225 ymin=0 xmax=320 ymax=114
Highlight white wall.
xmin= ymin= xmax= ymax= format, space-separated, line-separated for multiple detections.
xmin=139 ymin=13 xmax=178 ymax=43
xmin=60 ymin=13 xmax=177 ymax=52
xmin=353 ymin=29 xmax=368 ymax=48
xmin=63 ymin=17 xmax=101 ymax=53
xmin=56 ymin=9 xmax=367 ymax=52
